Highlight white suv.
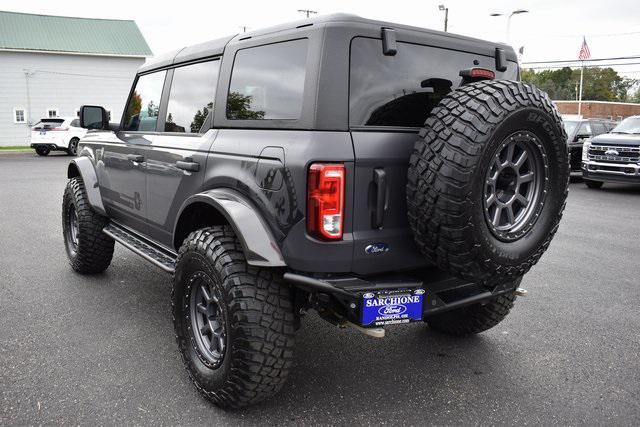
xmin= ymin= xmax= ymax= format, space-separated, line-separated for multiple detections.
xmin=30 ymin=117 xmax=87 ymax=156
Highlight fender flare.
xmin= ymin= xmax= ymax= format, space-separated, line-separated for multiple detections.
xmin=177 ymin=188 xmax=286 ymax=268
xmin=67 ymin=157 xmax=106 ymax=215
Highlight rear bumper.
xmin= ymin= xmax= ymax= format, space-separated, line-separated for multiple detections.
xmin=284 ymin=268 xmax=518 ymax=326
xmin=582 ymin=160 xmax=640 ymax=184
xmin=30 ymin=142 xmax=65 ymax=150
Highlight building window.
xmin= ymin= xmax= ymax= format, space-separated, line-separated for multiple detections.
xmin=47 ymin=108 xmax=59 ymax=118
xmin=14 ymin=108 xmax=26 ymax=123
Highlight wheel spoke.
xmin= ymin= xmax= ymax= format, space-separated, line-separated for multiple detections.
xmin=505 ymin=143 xmax=515 ymax=164
xmin=200 ymin=324 xmax=210 ymax=335
xmin=519 ymin=171 xmax=534 ymax=184
xmin=486 ymin=194 xmax=497 ymax=208
xmin=505 ymin=205 xmax=515 ymax=224
xmin=492 ymin=206 xmax=502 ymax=226
xmin=196 ymin=303 xmax=207 ymax=315
xmin=516 ymin=194 xmax=529 ymax=207
xmin=200 ymin=285 xmax=211 ymax=302
xmin=515 ymin=150 xmax=528 ymax=168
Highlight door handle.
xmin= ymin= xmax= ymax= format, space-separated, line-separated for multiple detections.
xmin=373 ymin=168 xmax=387 ymax=229
xmin=176 ymin=160 xmax=199 ymax=172
xmin=126 ymin=154 xmax=144 ymax=163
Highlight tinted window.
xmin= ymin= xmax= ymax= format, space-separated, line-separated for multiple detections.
xmin=591 ymin=122 xmax=605 ymax=135
xmin=123 ymin=71 xmax=166 ymax=131
xmin=577 ymin=122 xmax=592 ymax=136
xmin=349 ymin=37 xmax=516 ymax=128
xmin=165 ymin=60 xmax=220 ymax=133
xmin=227 ymin=39 xmax=308 ymax=120
xmin=70 ymin=119 xmax=80 ymax=127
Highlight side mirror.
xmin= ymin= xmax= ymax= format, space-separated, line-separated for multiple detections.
xmin=79 ymin=105 xmax=109 ymax=130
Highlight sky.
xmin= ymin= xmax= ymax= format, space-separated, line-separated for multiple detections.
xmin=2 ymin=0 xmax=639 ymax=79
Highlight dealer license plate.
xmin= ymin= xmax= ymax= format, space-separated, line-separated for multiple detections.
xmin=361 ymin=288 xmax=425 ymax=327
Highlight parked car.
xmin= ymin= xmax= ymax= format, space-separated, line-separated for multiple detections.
xmin=562 ymin=118 xmax=616 ymax=171
xmin=30 ymin=117 xmax=87 ymax=156
xmin=61 ymin=14 xmax=569 ymax=408
xmin=582 ymin=115 xmax=640 ymax=188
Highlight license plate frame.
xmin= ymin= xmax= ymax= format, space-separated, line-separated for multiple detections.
xmin=360 ymin=288 xmax=425 ymax=327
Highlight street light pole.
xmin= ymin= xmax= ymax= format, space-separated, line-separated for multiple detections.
xmin=438 ymin=5 xmax=449 ymax=32
xmin=298 ymin=9 xmax=317 ymax=18
xmin=490 ymin=9 xmax=529 ymax=43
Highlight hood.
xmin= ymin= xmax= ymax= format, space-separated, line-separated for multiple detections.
xmin=591 ymin=133 xmax=640 ymax=147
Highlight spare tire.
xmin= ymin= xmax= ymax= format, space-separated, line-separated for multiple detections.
xmin=407 ymin=80 xmax=569 ymax=286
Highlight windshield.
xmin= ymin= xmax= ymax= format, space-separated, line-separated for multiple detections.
xmin=611 ymin=117 xmax=640 ymax=134
xmin=563 ymin=120 xmax=579 ymax=136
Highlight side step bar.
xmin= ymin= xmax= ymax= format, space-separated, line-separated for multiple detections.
xmin=103 ymin=223 xmax=176 ymax=273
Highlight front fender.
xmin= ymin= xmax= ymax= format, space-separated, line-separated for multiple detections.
xmin=178 ymin=189 xmax=286 ymax=267
xmin=67 ymin=157 xmax=106 ymax=215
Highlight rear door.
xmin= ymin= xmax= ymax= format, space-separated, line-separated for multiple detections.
xmin=142 ymin=59 xmax=221 ymax=249
xmin=348 ymin=37 xmax=518 ymax=273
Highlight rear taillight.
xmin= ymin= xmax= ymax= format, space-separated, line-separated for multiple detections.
xmin=307 ymin=163 xmax=345 ymax=240
xmin=50 ymin=127 xmax=69 ymax=131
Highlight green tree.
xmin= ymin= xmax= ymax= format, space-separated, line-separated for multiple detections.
xmin=190 ymin=102 xmax=213 ymax=133
xmin=521 ymin=67 xmax=638 ymax=102
xmin=226 ymin=92 xmax=265 ymax=120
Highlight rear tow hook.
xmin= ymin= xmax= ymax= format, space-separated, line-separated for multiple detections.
xmin=514 ymin=287 xmax=528 ymax=297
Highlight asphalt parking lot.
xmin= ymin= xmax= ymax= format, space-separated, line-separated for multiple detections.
xmin=1 ymin=151 xmax=639 ymax=425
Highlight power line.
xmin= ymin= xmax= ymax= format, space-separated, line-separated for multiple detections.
xmin=522 ymin=55 xmax=640 ymax=65
xmin=523 ymin=62 xmax=640 ymax=70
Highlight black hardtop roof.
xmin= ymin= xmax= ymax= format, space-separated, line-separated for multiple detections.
xmin=138 ymin=13 xmax=514 ymax=74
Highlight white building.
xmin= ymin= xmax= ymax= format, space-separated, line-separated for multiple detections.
xmin=0 ymin=11 xmax=152 ymax=146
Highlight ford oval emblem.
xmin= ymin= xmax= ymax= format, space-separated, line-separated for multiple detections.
xmin=365 ymin=243 xmax=389 ymax=254
xmin=378 ymin=304 xmax=407 ymax=316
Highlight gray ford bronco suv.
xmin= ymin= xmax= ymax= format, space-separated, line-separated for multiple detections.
xmin=62 ymin=14 xmax=569 ymax=408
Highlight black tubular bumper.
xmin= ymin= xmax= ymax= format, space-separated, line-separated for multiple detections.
xmin=283 ymin=268 xmax=518 ymax=322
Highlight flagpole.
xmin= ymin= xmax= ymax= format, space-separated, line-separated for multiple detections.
xmin=578 ymin=61 xmax=584 ymax=117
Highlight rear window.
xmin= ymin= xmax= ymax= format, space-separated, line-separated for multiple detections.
xmin=227 ymin=39 xmax=308 ymax=120
xmin=349 ymin=37 xmax=515 ymax=128
xmin=33 ymin=119 xmax=64 ymax=130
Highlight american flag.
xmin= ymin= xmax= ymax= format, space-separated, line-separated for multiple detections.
xmin=578 ymin=37 xmax=591 ymax=60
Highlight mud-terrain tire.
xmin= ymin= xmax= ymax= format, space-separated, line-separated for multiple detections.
xmin=585 ymin=180 xmax=603 ymax=189
xmin=35 ymin=146 xmax=50 ymax=156
xmin=407 ymin=80 xmax=569 ymax=286
xmin=62 ymin=177 xmax=114 ymax=273
xmin=172 ymin=226 xmax=295 ymax=409
xmin=426 ymin=292 xmax=516 ymax=336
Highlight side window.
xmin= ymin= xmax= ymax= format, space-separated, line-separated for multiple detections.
xmin=591 ymin=122 xmax=605 ymax=135
xmin=577 ymin=123 xmax=592 ymax=136
xmin=70 ymin=119 xmax=80 ymax=127
xmin=123 ymin=71 xmax=166 ymax=131
xmin=165 ymin=60 xmax=220 ymax=133
xmin=227 ymin=39 xmax=308 ymax=120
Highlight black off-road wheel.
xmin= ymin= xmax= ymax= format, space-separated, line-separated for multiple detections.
xmin=35 ymin=146 xmax=50 ymax=156
xmin=585 ymin=180 xmax=603 ymax=189
xmin=426 ymin=292 xmax=517 ymax=336
xmin=62 ymin=178 xmax=114 ymax=273
xmin=172 ymin=226 xmax=295 ymax=409
xmin=407 ymin=80 xmax=569 ymax=286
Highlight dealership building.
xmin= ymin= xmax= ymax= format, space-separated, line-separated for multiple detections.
xmin=0 ymin=11 xmax=152 ymax=146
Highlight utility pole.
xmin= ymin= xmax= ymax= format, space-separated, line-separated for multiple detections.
xmin=239 ymin=26 xmax=249 ymax=33
xmin=438 ymin=5 xmax=449 ymax=32
xmin=297 ymin=9 xmax=317 ymax=18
